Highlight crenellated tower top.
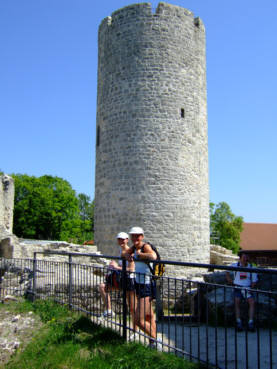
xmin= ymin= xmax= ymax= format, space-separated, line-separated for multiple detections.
xmin=99 ymin=2 xmax=205 ymax=33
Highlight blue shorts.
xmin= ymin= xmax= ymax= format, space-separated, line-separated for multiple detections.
xmin=135 ymin=281 xmax=156 ymax=299
xmin=234 ymin=287 xmax=254 ymax=300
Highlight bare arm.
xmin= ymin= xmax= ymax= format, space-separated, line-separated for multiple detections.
xmin=121 ymin=246 xmax=135 ymax=263
xmin=108 ymin=260 xmax=120 ymax=270
xmin=136 ymin=244 xmax=157 ymax=261
xmin=109 ymin=260 xmax=134 ymax=272
xmin=226 ymin=272 xmax=233 ymax=284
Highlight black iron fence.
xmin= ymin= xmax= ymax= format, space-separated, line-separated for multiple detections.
xmin=0 ymin=252 xmax=277 ymax=369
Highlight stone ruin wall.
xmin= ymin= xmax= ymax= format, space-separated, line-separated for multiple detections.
xmin=0 ymin=175 xmax=14 ymax=234
xmin=0 ymin=175 xmax=15 ymax=259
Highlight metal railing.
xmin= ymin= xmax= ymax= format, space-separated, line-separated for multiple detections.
xmin=0 ymin=252 xmax=277 ymax=369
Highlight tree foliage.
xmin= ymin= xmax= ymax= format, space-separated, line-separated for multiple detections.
xmin=210 ymin=201 xmax=243 ymax=254
xmin=77 ymin=193 xmax=94 ymax=241
xmin=12 ymin=174 xmax=94 ymax=243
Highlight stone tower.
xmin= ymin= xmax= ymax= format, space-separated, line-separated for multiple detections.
xmin=94 ymin=2 xmax=210 ymax=264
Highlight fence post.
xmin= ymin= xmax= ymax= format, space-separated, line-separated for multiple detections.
xmin=68 ymin=254 xmax=73 ymax=309
xmin=155 ymin=279 xmax=163 ymax=320
xmin=122 ymin=258 xmax=127 ymax=340
xmin=32 ymin=252 xmax=37 ymax=302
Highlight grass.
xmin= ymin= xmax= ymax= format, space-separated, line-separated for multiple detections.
xmin=2 ymin=299 xmax=204 ymax=369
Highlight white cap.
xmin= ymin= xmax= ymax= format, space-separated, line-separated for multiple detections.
xmin=129 ymin=226 xmax=144 ymax=235
xmin=116 ymin=232 xmax=129 ymax=239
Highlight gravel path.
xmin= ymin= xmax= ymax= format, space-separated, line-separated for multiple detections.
xmin=157 ymin=322 xmax=277 ymax=369
xmin=91 ymin=314 xmax=277 ymax=369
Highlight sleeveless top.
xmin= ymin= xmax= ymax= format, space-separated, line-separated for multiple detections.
xmin=134 ymin=248 xmax=152 ymax=284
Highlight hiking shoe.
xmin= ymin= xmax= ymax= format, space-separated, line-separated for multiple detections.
xmin=129 ymin=333 xmax=136 ymax=341
xmin=236 ymin=321 xmax=243 ymax=332
xmin=103 ymin=310 xmax=115 ymax=318
xmin=248 ymin=321 xmax=255 ymax=332
xmin=148 ymin=340 xmax=163 ymax=352
xmin=156 ymin=340 xmax=163 ymax=352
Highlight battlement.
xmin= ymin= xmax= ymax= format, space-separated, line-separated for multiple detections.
xmin=99 ymin=2 xmax=204 ymax=33
xmin=156 ymin=2 xmax=193 ymax=17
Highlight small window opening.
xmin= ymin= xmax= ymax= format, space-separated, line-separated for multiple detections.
xmin=181 ymin=108 xmax=185 ymax=118
xmin=97 ymin=126 xmax=100 ymax=146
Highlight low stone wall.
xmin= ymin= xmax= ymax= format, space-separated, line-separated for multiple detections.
xmin=210 ymin=244 xmax=238 ymax=265
xmin=14 ymin=239 xmax=107 ymax=266
xmin=0 ymin=231 xmax=108 ymax=268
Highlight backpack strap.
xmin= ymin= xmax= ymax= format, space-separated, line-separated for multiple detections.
xmin=140 ymin=243 xmax=155 ymax=275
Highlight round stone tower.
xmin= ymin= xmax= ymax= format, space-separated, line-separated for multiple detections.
xmin=94 ymin=2 xmax=210 ymax=264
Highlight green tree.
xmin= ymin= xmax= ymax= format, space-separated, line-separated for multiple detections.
xmin=210 ymin=201 xmax=243 ymax=254
xmin=12 ymin=174 xmax=83 ymax=242
xmin=77 ymin=193 xmax=94 ymax=242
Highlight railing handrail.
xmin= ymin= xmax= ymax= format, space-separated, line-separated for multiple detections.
xmin=33 ymin=250 xmax=277 ymax=275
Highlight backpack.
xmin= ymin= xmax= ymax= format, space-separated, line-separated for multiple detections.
xmin=141 ymin=243 xmax=165 ymax=279
xmin=105 ymin=269 xmax=122 ymax=289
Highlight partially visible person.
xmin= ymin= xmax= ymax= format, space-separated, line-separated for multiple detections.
xmin=123 ymin=226 xmax=162 ymax=350
xmin=98 ymin=232 xmax=137 ymax=331
xmin=226 ymin=251 xmax=258 ymax=332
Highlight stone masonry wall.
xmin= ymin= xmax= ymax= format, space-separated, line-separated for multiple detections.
xmin=94 ymin=2 xmax=210 ymax=267
xmin=12 ymin=239 xmax=107 ymax=266
xmin=0 ymin=175 xmax=14 ymax=234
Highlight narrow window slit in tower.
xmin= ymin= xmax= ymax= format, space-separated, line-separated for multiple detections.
xmin=97 ymin=126 xmax=100 ymax=146
xmin=181 ymin=108 xmax=185 ymax=118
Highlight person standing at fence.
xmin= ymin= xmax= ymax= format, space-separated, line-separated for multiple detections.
xmin=98 ymin=232 xmax=137 ymax=331
xmin=123 ymin=226 xmax=162 ymax=350
xmin=226 ymin=251 xmax=258 ymax=332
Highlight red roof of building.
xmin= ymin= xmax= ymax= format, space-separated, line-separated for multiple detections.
xmin=240 ymin=223 xmax=277 ymax=251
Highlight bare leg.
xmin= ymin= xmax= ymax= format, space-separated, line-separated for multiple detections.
xmin=248 ymin=297 xmax=255 ymax=320
xmin=135 ymin=296 xmax=156 ymax=340
xmin=234 ymin=297 xmax=241 ymax=320
xmin=127 ymin=290 xmax=138 ymax=331
xmin=99 ymin=283 xmax=111 ymax=310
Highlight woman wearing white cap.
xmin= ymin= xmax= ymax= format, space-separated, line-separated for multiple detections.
xmin=99 ymin=232 xmax=137 ymax=332
xmin=123 ymin=227 xmax=161 ymax=349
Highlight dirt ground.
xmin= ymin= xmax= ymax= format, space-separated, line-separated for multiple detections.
xmin=0 ymin=300 xmax=42 ymax=367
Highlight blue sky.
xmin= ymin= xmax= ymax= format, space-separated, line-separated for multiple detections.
xmin=1 ymin=0 xmax=276 ymax=223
